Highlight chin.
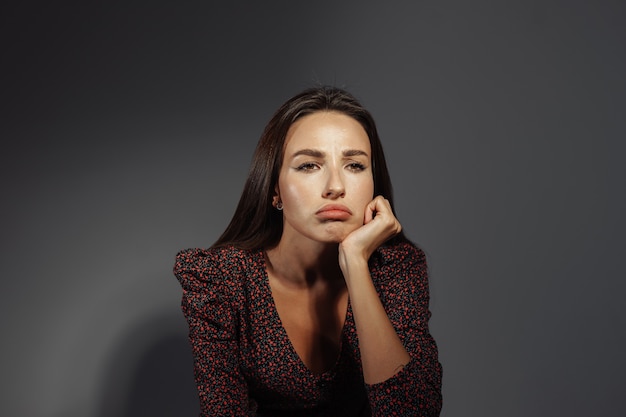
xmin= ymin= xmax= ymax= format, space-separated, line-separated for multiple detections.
xmin=323 ymin=235 xmax=345 ymax=244
xmin=318 ymin=222 xmax=356 ymax=243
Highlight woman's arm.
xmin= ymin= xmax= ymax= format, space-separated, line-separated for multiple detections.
xmin=339 ymin=196 xmax=408 ymax=384
xmin=175 ymin=249 xmax=251 ymax=417
xmin=339 ymin=197 xmax=442 ymax=415
xmin=340 ymin=255 xmax=411 ymax=384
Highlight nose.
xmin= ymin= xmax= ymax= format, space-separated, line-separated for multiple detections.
xmin=323 ymin=168 xmax=345 ymax=199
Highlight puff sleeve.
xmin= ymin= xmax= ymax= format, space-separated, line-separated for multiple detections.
xmin=366 ymin=243 xmax=443 ymax=416
xmin=174 ymin=248 xmax=252 ymax=417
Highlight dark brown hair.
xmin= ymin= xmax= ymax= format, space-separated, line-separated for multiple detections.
xmin=212 ymin=86 xmax=406 ymax=250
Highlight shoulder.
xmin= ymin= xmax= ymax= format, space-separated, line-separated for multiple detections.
xmin=371 ymin=241 xmax=432 ymax=308
xmin=373 ymin=240 xmax=426 ymax=268
xmin=369 ymin=240 xmax=429 ymax=288
xmin=174 ymin=245 xmax=261 ymax=291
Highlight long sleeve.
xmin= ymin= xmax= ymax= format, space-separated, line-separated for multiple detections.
xmin=365 ymin=243 xmax=443 ymax=416
xmin=174 ymin=248 xmax=252 ymax=417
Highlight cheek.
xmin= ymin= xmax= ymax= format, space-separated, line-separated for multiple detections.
xmin=348 ymin=177 xmax=375 ymax=216
xmin=279 ymin=176 xmax=308 ymax=206
xmin=354 ymin=176 xmax=375 ymax=201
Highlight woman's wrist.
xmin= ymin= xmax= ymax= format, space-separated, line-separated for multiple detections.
xmin=338 ymin=249 xmax=370 ymax=284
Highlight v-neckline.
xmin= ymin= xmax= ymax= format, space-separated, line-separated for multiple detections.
xmin=258 ymin=250 xmax=351 ymax=378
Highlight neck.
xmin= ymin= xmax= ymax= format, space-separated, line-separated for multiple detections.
xmin=265 ymin=238 xmax=343 ymax=288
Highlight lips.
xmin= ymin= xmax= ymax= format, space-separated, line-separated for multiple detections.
xmin=316 ymin=204 xmax=352 ymax=220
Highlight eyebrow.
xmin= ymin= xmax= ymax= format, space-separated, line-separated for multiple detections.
xmin=291 ymin=149 xmax=369 ymax=158
xmin=343 ymin=149 xmax=369 ymax=158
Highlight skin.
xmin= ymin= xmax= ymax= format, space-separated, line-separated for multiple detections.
xmin=265 ymin=111 xmax=409 ymax=384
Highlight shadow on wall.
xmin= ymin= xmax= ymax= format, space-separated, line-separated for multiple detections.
xmin=96 ymin=311 xmax=200 ymax=417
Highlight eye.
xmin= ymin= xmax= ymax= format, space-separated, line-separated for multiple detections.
xmin=296 ymin=162 xmax=320 ymax=172
xmin=346 ymin=162 xmax=366 ymax=172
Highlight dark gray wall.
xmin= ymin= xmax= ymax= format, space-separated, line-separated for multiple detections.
xmin=2 ymin=1 xmax=625 ymax=416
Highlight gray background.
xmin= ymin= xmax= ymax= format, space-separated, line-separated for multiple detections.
xmin=2 ymin=1 xmax=625 ymax=416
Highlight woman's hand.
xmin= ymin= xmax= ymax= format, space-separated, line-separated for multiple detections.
xmin=337 ymin=197 xmax=411 ymax=383
xmin=339 ymin=196 xmax=402 ymax=267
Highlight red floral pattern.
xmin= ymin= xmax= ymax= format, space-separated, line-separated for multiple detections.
xmin=174 ymin=241 xmax=442 ymax=416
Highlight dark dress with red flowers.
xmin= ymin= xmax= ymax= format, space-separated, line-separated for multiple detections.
xmin=174 ymin=241 xmax=442 ymax=416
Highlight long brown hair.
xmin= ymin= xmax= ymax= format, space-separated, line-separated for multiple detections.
xmin=212 ymin=86 xmax=406 ymax=250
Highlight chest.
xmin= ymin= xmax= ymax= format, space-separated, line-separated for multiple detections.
xmin=233 ymin=260 xmax=371 ymax=413
xmin=240 ymin=278 xmax=357 ymax=381
xmin=273 ymin=286 xmax=348 ymax=375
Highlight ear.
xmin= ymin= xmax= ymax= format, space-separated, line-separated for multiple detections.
xmin=272 ymin=184 xmax=281 ymax=207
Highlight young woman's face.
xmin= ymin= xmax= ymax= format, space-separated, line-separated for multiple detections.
xmin=276 ymin=111 xmax=374 ymax=244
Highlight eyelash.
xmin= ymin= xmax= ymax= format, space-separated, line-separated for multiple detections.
xmin=346 ymin=162 xmax=366 ymax=172
xmin=295 ymin=163 xmax=319 ymax=172
xmin=295 ymin=162 xmax=366 ymax=172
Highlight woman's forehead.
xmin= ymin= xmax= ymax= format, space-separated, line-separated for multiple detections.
xmin=283 ymin=111 xmax=371 ymax=155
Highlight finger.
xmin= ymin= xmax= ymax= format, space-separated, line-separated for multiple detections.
xmin=363 ymin=198 xmax=377 ymax=224
xmin=371 ymin=197 xmax=402 ymax=234
xmin=373 ymin=196 xmax=392 ymax=216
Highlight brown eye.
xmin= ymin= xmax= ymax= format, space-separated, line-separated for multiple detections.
xmin=346 ymin=163 xmax=366 ymax=172
xmin=296 ymin=163 xmax=319 ymax=171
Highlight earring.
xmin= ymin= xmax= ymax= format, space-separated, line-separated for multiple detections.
xmin=276 ymin=201 xmax=283 ymax=210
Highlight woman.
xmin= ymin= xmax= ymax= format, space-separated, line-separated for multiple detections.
xmin=174 ymin=86 xmax=442 ymax=416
